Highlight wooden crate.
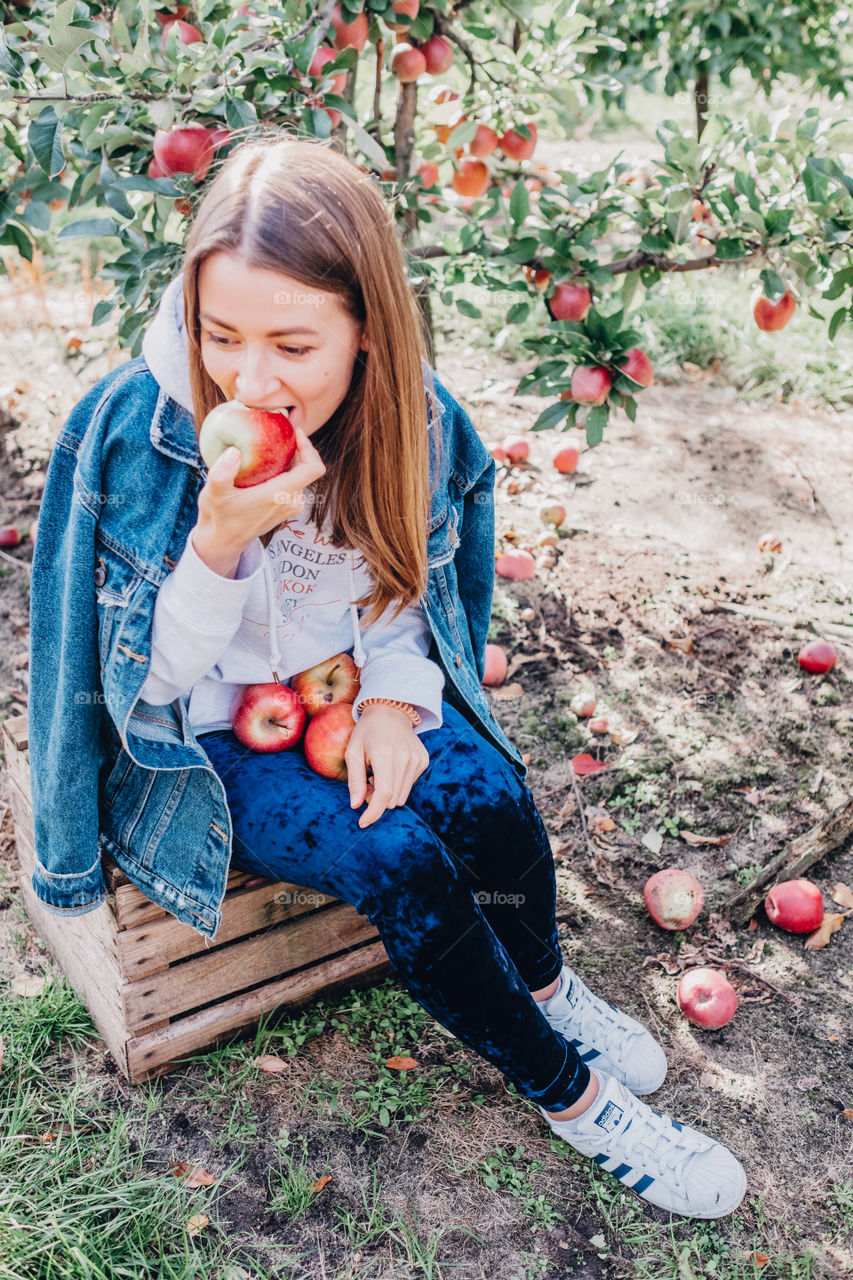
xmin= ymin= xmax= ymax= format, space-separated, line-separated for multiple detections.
xmin=1 ymin=715 xmax=393 ymax=1082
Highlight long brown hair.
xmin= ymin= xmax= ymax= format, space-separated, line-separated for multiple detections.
xmin=182 ymin=133 xmax=437 ymax=628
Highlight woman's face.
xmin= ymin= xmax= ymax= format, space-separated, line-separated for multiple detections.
xmin=197 ymin=251 xmax=368 ymax=436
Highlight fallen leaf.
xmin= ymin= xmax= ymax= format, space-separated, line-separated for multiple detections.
xmin=385 ymin=1055 xmax=418 ymax=1071
xmin=609 ymin=725 xmax=638 ymax=746
xmin=665 ymin=635 xmax=693 ymax=654
xmin=680 ymin=830 xmax=730 ymax=847
xmin=804 ymin=913 xmax=845 ymax=950
xmin=185 ymin=1214 xmax=209 ymax=1237
xmin=310 ymin=1174 xmax=332 ymax=1193
xmin=254 ymin=1054 xmax=287 ymax=1073
xmin=521 ymin=753 xmax=531 ymax=766
xmin=490 ymin=681 xmax=524 ymax=701
xmin=12 ymin=974 xmax=45 ymax=997
xmin=171 ymin=1163 xmax=216 ymax=1187
xmin=743 ymin=790 xmax=762 ymax=806
xmin=842 ymin=1109 xmax=853 ymax=1120
xmin=643 ymin=953 xmax=680 ymax=975
xmin=585 ymin=805 xmax=616 ymax=833
xmin=831 ymin=883 xmax=853 ymax=911
xmin=641 ymin=829 xmax=663 ymax=855
xmin=741 ymin=1252 xmax=770 ymax=1269
xmin=748 ymin=918 xmax=758 ymax=931
xmin=505 ymin=651 xmax=550 ymax=681
xmin=571 ymin=753 xmax=609 ymax=776
xmin=828 ymin=1035 xmax=839 ymax=1043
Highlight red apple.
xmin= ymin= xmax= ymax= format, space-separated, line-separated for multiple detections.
xmin=304 ymin=701 xmax=356 ymax=780
xmin=764 ymin=878 xmax=825 ymax=933
xmin=570 ymin=689 xmax=596 ymax=718
xmin=231 ymin=682 xmax=307 ymax=753
xmin=420 ymin=34 xmax=454 ymax=75
xmin=154 ymin=5 xmax=190 ymax=23
xmin=758 ymin=531 xmax=782 ymax=554
xmin=390 ymin=43 xmax=427 ymax=81
xmin=677 ymin=968 xmax=738 ymax=1029
xmin=552 ymin=446 xmax=579 ymax=475
xmin=483 ymin=643 xmax=508 ymax=687
xmin=290 ymin=652 xmax=360 ymax=716
xmin=470 ymin=125 xmax=499 ymax=157
xmin=571 ymin=365 xmax=612 ymax=406
xmin=498 ymin=122 xmax=537 ymax=160
xmin=495 ymin=549 xmax=536 ymax=580
xmin=753 ymin=289 xmax=796 ymax=332
xmin=797 ymin=640 xmax=836 ymax=674
xmin=387 ymin=0 xmax=419 ymax=30
xmin=198 ymin=400 xmax=297 ymax=487
xmin=644 ymin=868 xmax=704 ymax=930
xmin=588 ymin=717 xmax=609 ymax=734
xmin=451 ymin=159 xmax=490 ymax=199
xmin=548 ymin=283 xmax=591 ymax=322
xmin=147 ymin=156 xmax=167 ymax=178
xmin=618 ymin=347 xmax=654 ymax=388
xmin=160 ymin=18 xmax=203 ymax=49
xmin=0 ymin=525 xmax=21 ymax=548
xmin=539 ymin=501 xmax=566 ymax=527
xmin=417 ymin=161 xmax=439 ymax=187
xmin=489 ymin=443 xmax=510 ymax=464
xmin=331 ymin=4 xmax=369 ymax=52
xmin=309 ymin=46 xmax=348 ymax=96
xmin=153 ymin=125 xmax=215 ymax=183
xmin=502 ymin=434 xmax=529 ymax=462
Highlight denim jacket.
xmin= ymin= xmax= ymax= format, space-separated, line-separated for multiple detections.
xmin=27 ymin=356 xmax=527 ymax=941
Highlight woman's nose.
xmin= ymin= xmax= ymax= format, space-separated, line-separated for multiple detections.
xmin=233 ymin=344 xmax=282 ymax=405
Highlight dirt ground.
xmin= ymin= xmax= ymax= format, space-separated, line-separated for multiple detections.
xmin=0 ymin=268 xmax=852 ymax=1278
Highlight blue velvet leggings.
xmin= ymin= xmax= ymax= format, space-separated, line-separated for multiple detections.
xmin=198 ymin=699 xmax=590 ymax=1111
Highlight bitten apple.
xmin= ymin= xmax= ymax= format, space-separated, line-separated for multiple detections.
xmin=677 ymin=967 xmax=738 ymax=1029
xmin=644 ymin=868 xmax=704 ymax=930
xmin=231 ymin=683 xmax=307 ymax=752
xmin=764 ymin=878 xmax=824 ymax=933
xmin=199 ymin=400 xmax=296 ymax=487
xmin=303 ymin=702 xmax=356 ymax=780
xmin=290 ymin=652 xmax=360 ymax=716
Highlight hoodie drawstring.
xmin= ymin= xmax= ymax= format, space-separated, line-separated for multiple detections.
xmin=261 ymin=542 xmax=365 ymax=682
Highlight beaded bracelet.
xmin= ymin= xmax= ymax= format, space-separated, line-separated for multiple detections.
xmin=358 ymin=698 xmax=422 ymax=727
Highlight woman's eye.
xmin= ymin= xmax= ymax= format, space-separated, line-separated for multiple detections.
xmin=206 ymin=335 xmax=308 ymax=357
xmin=280 ymin=346 xmax=309 ymax=356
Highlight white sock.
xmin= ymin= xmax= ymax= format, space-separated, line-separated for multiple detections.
xmin=535 ymin=968 xmax=566 ymax=1006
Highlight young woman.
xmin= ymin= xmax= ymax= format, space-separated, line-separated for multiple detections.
xmin=28 ymin=134 xmax=746 ymax=1220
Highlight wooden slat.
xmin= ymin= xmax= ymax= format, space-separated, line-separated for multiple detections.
xmin=116 ymin=879 xmax=339 ymax=978
xmin=124 ymin=902 xmax=380 ymax=1029
xmin=3 ymin=714 xmax=27 ymax=752
xmin=125 ymin=939 xmax=393 ymax=1082
xmin=108 ymin=867 xmax=261 ymax=932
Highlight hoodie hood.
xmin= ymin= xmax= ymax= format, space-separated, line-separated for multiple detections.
xmin=142 ymin=272 xmax=367 ymax=678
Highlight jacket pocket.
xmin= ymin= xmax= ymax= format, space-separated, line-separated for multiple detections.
xmin=95 ymin=541 xmax=145 ymax=672
xmin=426 ymin=503 xmax=460 ymax=569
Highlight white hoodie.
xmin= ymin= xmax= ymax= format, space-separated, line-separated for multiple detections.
xmin=138 ymin=274 xmax=445 ymax=735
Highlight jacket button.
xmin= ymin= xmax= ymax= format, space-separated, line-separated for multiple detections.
xmin=455 ymin=653 xmax=462 ymax=667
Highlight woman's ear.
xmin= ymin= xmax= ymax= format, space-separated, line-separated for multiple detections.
xmin=360 ymin=331 xmax=370 ymax=353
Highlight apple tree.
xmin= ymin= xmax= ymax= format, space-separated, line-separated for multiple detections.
xmin=1 ymin=0 xmax=852 ymax=449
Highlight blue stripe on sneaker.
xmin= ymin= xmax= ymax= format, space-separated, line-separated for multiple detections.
xmin=671 ymin=1120 xmax=683 ymax=1131
xmin=579 ymin=1049 xmax=601 ymax=1062
xmin=609 ymin=1163 xmax=633 ymax=1180
xmin=593 ymin=1154 xmax=609 ymax=1165
xmin=632 ymin=1174 xmax=655 ymax=1194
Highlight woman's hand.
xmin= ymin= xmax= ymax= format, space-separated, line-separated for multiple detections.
xmin=347 ymin=705 xmax=430 ymax=828
xmin=192 ymin=425 xmax=326 ymax=575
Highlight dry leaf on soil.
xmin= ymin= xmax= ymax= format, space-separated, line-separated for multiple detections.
xmin=254 ymin=1054 xmax=287 ymax=1073
xmin=609 ymin=725 xmax=638 ymax=746
xmin=680 ymin=830 xmax=730 ymax=847
xmin=310 ymin=1175 xmax=332 ymax=1193
xmin=741 ymin=1253 xmax=770 ymax=1269
xmin=804 ymin=913 xmax=845 ymax=950
xmin=385 ymin=1056 xmax=418 ymax=1071
xmin=490 ymin=681 xmax=525 ymax=701
xmin=842 ymin=1109 xmax=853 ymax=1120
xmin=12 ymin=974 xmax=45 ymax=997
xmin=665 ymin=635 xmax=693 ymax=653
xmin=185 ymin=1214 xmax=209 ymax=1236
xmin=571 ymin=753 xmax=609 ymax=776
xmin=171 ymin=1163 xmax=216 ymax=1187
xmin=831 ymin=883 xmax=853 ymax=911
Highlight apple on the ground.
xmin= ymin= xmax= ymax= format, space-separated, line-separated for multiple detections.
xmin=677 ymin=967 xmax=738 ymax=1029
xmin=199 ymin=400 xmax=296 ymax=487
xmin=231 ymin=682 xmax=307 ymax=752
xmin=644 ymin=867 xmax=704 ymax=930
xmin=483 ymin=643 xmax=508 ymax=687
xmin=291 ymin=652 xmax=360 ymax=716
xmin=764 ymin=878 xmax=824 ymax=933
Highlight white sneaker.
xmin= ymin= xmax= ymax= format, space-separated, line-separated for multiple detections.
xmin=541 ymin=1071 xmax=747 ymax=1219
xmin=536 ymin=965 xmax=667 ymax=1095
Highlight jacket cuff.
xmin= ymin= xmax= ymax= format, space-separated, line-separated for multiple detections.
xmin=30 ymin=853 xmax=107 ymax=915
xmin=352 ymin=656 xmax=445 ymax=734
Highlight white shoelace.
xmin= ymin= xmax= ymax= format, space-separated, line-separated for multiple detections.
xmin=615 ymin=1104 xmax=708 ymax=1191
xmin=551 ymin=977 xmax=643 ymax=1049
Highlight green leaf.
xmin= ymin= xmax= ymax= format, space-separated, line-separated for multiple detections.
xmin=28 ymin=108 xmax=64 ymax=178
xmin=225 ymin=97 xmax=258 ymax=131
xmin=713 ymin=237 xmax=746 ymax=260
xmin=338 ymin=114 xmax=387 ymax=169
xmin=456 ymin=298 xmax=481 ymax=318
xmin=585 ymin=404 xmax=608 ymax=446
xmin=92 ymin=298 xmax=116 ymax=325
xmin=21 ymin=201 xmax=51 ymax=230
xmin=509 ymin=177 xmax=529 ymax=230
xmin=532 ymin=399 xmax=571 ymax=431
xmin=57 ymin=218 xmax=119 ymax=239
xmin=1 ymin=221 xmax=34 ymax=261
xmin=758 ymin=269 xmax=787 ymax=303
xmin=379 ymin=1106 xmax=390 ymax=1127
xmin=623 ymin=396 xmax=638 ymax=423
xmin=828 ymin=306 xmax=848 ymax=342
xmin=507 ymin=301 xmax=530 ymax=324
xmin=37 ymin=0 xmax=97 ymax=75
xmin=494 ymin=237 xmax=541 ymax=264
xmin=764 ymin=208 xmax=793 ymax=238
xmin=0 ymin=26 xmax=25 ymax=77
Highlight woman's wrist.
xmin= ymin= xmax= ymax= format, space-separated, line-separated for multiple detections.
xmin=190 ymin=522 xmax=247 ymax=579
xmin=359 ymin=698 xmax=421 ymax=728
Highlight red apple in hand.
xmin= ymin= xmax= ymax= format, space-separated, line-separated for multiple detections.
xmin=304 ymin=702 xmax=356 ymax=780
xmin=291 ymin=652 xmax=361 ymax=716
xmin=677 ymin=967 xmax=738 ymax=1029
xmin=199 ymin=400 xmax=297 ymax=487
xmin=764 ymin=878 xmax=824 ymax=933
xmin=231 ymin=683 xmax=307 ymax=753
xmin=644 ymin=868 xmax=704 ymax=930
